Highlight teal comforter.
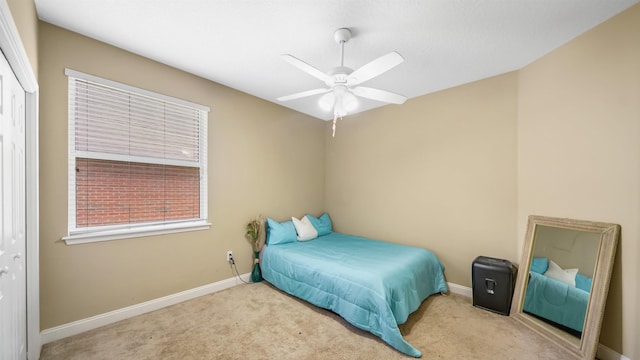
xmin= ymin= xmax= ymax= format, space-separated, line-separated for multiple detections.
xmin=261 ymin=232 xmax=448 ymax=357
xmin=523 ymin=272 xmax=589 ymax=333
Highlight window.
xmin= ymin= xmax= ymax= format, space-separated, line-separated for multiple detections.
xmin=64 ymin=69 xmax=210 ymax=244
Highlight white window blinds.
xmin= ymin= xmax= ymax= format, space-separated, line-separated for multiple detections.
xmin=65 ymin=69 xmax=210 ymax=243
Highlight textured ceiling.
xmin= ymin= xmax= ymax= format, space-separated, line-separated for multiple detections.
xmin=35 ymin=0 xmax=639 ymax=120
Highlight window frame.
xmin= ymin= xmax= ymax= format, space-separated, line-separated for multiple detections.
xmin=63 ymin=69 xmax=211 ymax=245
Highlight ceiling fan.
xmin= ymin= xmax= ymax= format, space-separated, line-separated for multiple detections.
xmin=277 ymin=28 xmax=407 ymax=135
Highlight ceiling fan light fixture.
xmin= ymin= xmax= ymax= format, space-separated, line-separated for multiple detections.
xmin=319 ymin=87 xmax=358 ymax=116
xmin=318 ymin=92 xmax=335 ymax=111
xmin=342 ymin=91 xmax=358 ymax=112
xmin=334 ymin=95 xmax=347 ymax=117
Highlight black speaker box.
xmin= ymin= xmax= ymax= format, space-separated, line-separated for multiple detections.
xmin=472 ymin=256 xmax=517 ymax=315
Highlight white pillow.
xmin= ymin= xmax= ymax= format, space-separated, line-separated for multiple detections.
xmin=544 ymin=260 xmax=578 ymax=287
xmin=291 ymin=215 xmax=318 ymax=241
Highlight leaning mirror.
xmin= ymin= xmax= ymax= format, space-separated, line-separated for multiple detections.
xmin=511 ymin=215 xmax=619 ymax=360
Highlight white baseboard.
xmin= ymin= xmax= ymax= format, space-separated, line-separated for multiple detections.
xmin=597 ymin=344 xmax=630 ymax=360
xmin=447 ymin=282 xmax=473 ymax=298
xmin=40 ymin=273 xmax=250 ymax=345
xmin=40 ymin=278 xmax=630 ymax=360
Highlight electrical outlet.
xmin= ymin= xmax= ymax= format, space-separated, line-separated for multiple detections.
xmin=226 ymin=251 xmax=234 ymax=263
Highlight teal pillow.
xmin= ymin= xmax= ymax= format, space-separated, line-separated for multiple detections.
xmin=575 ymin=273 xmax=592 ymax=292
xmin=530 ymin=257 xmax=548 ymax=274
xmin=306 ymin=213 xmax=333 ymax=236
xmin=266 ymin=218 xmax=297 ymax=245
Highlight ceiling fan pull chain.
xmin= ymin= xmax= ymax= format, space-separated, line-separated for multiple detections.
xmin=332 ymin=114 xmax=337 ymax=137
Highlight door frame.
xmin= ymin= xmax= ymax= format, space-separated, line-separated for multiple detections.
xmin=0 ymin=1 xmax=40 ymax=359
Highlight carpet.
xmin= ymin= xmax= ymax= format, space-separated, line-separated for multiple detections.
xmin=40 ymin=282 xmax=572 ymax=359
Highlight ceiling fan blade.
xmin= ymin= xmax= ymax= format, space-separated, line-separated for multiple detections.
xmin=281 ymin=54 xmax=333 ymax=84
xmin=352 ymin=86 xmax=407 ymax=104
xmin=277 ymin=88 xmax=331 ymax=101
xmin=347 ymin=51 xmax=404 ymax=86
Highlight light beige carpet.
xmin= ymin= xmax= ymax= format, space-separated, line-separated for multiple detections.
xmin=40 ymin=282 xmax=572 ymax=359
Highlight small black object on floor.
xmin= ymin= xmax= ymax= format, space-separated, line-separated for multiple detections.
xmin=472 ymin=256 xmax=517 ymax=315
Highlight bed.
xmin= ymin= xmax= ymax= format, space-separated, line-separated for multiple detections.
xmin=260 ymin=215 xmax=448 ymax=358
xmin=523 ymin=258 xmax=591 ymax=333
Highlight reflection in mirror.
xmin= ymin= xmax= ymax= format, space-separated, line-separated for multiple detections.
xmin=523 ymin=225 xmax=600 ymax=338
xmin=511 ymin=216 xmax=619 ymax=360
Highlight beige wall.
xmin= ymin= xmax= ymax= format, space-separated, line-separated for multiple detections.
xmin=325 ymin=72 xmax=519 ymax=287
xmin=38 ymin=22 xmax=325 ymax=329
xmin=518 ymin=4 xmax=640 ymax=358
xmin=32 ymin=2 xmax=640 ymax=358
xmin=7 ymin=0 xmax=38 ymax=79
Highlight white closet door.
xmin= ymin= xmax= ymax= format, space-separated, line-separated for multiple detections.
xmin=0 ymin=48 xmax=27 ymax=360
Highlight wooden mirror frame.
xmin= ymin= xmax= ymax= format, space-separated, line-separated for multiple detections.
xmin=511 ymin=215 xmax=619 ymax=360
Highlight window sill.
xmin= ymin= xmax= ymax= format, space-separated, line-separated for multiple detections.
xmin=63 ymin=221 xmax=212 ymax=245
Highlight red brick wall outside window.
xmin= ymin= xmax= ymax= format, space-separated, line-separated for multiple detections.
xmin=76 ymin=158 xmax=200 ymax=227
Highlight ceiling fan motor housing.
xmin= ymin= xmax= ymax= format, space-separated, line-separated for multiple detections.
xmin=328 ymin=66 xmax=353 ymax=85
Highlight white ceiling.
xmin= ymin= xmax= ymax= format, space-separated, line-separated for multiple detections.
xmin=35 ymin=0 xmax=639 ymax=121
